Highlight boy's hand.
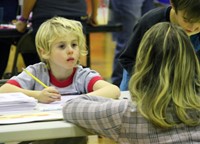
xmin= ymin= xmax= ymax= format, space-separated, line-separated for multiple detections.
xmin=37 ymin=87 xmax=61 ymax=103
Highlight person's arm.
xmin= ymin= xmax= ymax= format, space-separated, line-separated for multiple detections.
xmin=87 ymin=80 xmax=120 ymax=99
xmin=21 ymin=0 xmax=36 ymax=20
xmin=15 ymin=0 xmax=36 ymax=32
xmin=62 ymin=95 xmax=129 ymax=140
xmin=88 ymin=0 xmax=98 ymax=26
xmin=0 ymin=83 xmax=61 ymax=103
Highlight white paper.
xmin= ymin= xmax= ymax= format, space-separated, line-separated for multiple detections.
xmin=0 ymin=92 xmax=38 ymax=114
xmin=36 ymin=95 xmax=81 ymax=111
xmin=0 ymin=94 xmax=81 ymax=124
xmin=0 ymin=111 xmax=62 ymax=124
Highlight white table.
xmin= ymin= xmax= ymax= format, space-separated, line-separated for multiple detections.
xmin=0 ymin=120 xmax=93 ymax=143
xmin=0 ymin=91 xmax=130 ymax=143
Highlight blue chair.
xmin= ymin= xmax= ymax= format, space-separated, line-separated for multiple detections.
xmin=154 ymin=0 xmax=170 ymax=7
xmin=157 ymin=0 xmax=170 ymax=5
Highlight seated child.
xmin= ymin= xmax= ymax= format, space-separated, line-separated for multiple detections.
xmin=0 ymin=16 xmax=120 ymax=103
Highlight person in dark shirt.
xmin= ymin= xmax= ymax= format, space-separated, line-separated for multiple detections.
xmin=119 ymin=0 xmax=200 ymax=90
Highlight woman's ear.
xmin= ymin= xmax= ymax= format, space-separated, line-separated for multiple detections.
xmin=39 ymin=48 xmax=50 ymax=60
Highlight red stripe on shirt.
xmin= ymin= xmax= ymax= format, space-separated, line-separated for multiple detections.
xmin=49 ymin=68 xmax=76 ymax=87
xmin=87 ymin=76 xmax=103 ymax=92
xmin=7 ymin=79 xmax=21 ymax=88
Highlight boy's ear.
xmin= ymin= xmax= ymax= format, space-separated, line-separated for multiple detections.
xmin=39 ymin=48 xmax=50 ymax=59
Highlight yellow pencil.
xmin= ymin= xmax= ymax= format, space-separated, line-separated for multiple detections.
xmin=22 ymin=68 xmax=48 ymax=88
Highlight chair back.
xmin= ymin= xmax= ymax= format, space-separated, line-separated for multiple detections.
xmin=17 ymin=29 xmax=36 ymax=54
xmin=11 ymin=29 xmax=36 ymax=76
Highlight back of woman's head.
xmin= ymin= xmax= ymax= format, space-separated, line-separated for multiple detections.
xmin=129 ymin=22 xmax=200 ymax=128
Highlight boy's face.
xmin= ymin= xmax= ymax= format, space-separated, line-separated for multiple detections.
xmin=173 ymin=10 xmax=200 ymax=36
xmin=47 ymin=33 xmax=80 ymax=70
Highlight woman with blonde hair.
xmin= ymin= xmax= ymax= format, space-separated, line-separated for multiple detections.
xmin=63 ymin=22 xmax=200 ymax=143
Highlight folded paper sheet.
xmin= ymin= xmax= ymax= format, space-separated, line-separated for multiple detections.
xmin=0 ymin=111 xmax=62 ymax=124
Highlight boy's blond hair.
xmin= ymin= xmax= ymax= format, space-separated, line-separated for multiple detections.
xmin=35 ymin=17 xmax=88 ymax=65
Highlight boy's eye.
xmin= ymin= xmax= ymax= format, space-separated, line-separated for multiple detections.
xmin=58 ymin=44 xmax=66 ymax=49
xmin=71 ymin=43 xmax=78 ymax=49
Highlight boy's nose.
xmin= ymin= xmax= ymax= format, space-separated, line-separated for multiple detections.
xmin=67 ymin=47 xmax=74 ymax=54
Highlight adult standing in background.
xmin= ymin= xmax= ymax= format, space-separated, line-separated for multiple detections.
xmin=109 ymin=0 xmax=155 ymax=87
xmin=15 ymin=0 xmax=98 ymax=67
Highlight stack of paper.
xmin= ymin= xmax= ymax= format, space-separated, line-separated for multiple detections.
xmin=0 ymin=92 xmax=38 ymax=114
